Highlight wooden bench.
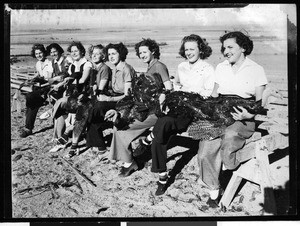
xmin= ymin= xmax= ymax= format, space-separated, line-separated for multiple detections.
xmin=176 ymin=91 xmax=289 ymax=215
xmin=11 ymin=69 xmax=50 ymax=113
xmin=217 ymin=96 xmax=289 ymax=215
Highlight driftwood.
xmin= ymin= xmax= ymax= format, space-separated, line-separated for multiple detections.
xmin=59 ymin=156 xmax=97 ymax=187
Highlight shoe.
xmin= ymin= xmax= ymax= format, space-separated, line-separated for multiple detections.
xmin=155 ymin=181 xmax=167 ymax=196
xmin=206 ymin=197 xmax=219 ymax=208
xmin=64 ymin=150 xmax=76 ymax=159
xmin=19 ymin=128 xmax=32 ymax=138
xmin=58 ymin=134 xmax=68 ymax=145
xmin=118 ymin=161 xmax=138 ymax=177
xmin=39 ymin=110 xmax=51 ymax=120
xmin=49 ymin=144 xmax=64 ymax=153
xmin=133 ymin=139 xmax=149 ymax=157
xmin=64 ymin=143 xmax=80 ymax=158
xmin=206 ymin=189 xmax=224 ymax=208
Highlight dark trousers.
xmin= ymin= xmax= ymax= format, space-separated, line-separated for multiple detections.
xmin=197 ymin=121 xmax=255 ymax=190
xmin=86 ymin=101 xmax=116 ymax=148
xmin=151 ymin=115 xmax=192 ymax=173
xmin=25 ymin=91 xmax=46 ymax=130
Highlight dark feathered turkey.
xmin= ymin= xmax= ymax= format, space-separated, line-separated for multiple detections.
xmin=114 ymin=72 xmax=164 ymax=129
xmin=163 ymin=91 xmax=268 ymax=141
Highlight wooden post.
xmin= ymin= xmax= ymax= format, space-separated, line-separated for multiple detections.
xmin=12 ymin=90 xmax=22 ymax=113
xmin=255 ymin=139 xmax=277 ymax=215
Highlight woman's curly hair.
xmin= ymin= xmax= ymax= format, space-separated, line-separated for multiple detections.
xmin=220 ymin=31 xmax=253 ymax=56
xmin=134 ymin=38 xmax=160 ymax=59
xmin=67 ymin=41 xmax=86 ymax=56
xmin=88 ymin=44 xmax=105 ymax=59
xmin=30 ymin=43 xmax=48 ymax=58
xmin=179 ymin=34 xmax=212 ymax=60
xmin=46 ymin=43 xmax=64 ymax=56
xmin=104 ymin=42 xmax=128 ymax=62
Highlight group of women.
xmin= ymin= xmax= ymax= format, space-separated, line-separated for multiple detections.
xmin=18 ymin=31 xmax=268 ymax=207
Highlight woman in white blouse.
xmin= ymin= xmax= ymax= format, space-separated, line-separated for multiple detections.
xmin=131 ymin=34 xmax=215 ymax=196
xmin=19 ymin=44 xmax=54 ymax=138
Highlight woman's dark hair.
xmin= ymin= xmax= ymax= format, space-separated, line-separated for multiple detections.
xmin=134 ymin=38 xmax=160 ymax=59
xmin=220 ymin=31 xmax=253 ymax=56
xmin=179 ymin=34 xmax=212 ymax=60
xmin=104 ymin=42 xmax=128 ymax=61
xmin=67 ymin=41 xmax=86 ymax=56
xmin=88 ymin=44 xmax=105 ymax=58
xmin=46 ymin=43 xmax=64 ymax=55
xmin=30 ymin=43 xmax=47 ymax=58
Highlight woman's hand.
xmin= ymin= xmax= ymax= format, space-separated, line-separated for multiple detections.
xmin=104 ymin=109 xmax=119 ymax=122
xmin=52 ymin=84 xmax=61 ymax=91
xmin=230 ymin=106 xmax=254 ymax=121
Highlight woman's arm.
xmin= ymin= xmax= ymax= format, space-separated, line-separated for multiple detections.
xmin=78 ymin=66 xmax=92 ymax=84
xmin=173 ymin=70 xmax=182 ymax=90
xmin=255 ymin=85 xmax=266 ymax=101
xmin=231 ymin=85 xmax=266 ymax=120
xmin=163 ymin=80 xmax=173 ymax=90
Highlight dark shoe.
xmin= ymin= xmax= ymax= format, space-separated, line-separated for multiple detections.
xmin=64 ymin=149 xmax=78 ymax=159
xmin=133 ymin=139 xmax=150 ymax=157
xmin=64 ymin=143 xmax=80 ymax=158
xmin=155 ymin=181 xmax=167 ymax=196
xmin=58 ymin=133 xmax=69 ymax=145
xmin=118 ymin=161 xmax=138 ymax=177
xmin=19 ymin=128 xmax=32 ymax=138
xmin=206 ymin=189 xmax=224 ymax=208
xmin=206 ymin=197 xmax=219 ymax=208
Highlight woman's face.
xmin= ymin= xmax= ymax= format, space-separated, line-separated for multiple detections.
xmin=92 ymin=48 xmax=104 ymax=64
xmin=222 ymin=38 xmax=245 ymax=64
xmin=138 ymin=46 xmax=154 ymax=64
xmin=50 ymin=48 xmax=61 ymax=61
xmin=35 ymin=49 xmax=45 ymax=61
xmin=108 ymin=48 xmax=121 ymax=66
xmin=71 ymin=46 xmax=83 ymax=61
xmin=184 ymin=41 xmax=200 ymax=64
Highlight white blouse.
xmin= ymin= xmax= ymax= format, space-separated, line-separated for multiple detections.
xmin=35 ymin=59 xmax=53 ymax=80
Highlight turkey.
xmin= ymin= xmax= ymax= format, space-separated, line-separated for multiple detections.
xmin=163 ymin=87 xmax=281 ymax=141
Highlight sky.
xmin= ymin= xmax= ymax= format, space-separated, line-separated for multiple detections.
xmin=8 ymin=4 xmax=296 ymax=33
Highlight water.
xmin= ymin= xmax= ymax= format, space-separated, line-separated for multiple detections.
xmin=10 ymin=26 xmax=288 ymax=79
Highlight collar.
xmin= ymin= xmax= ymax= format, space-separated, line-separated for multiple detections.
xmin=94 ymin=62 xmax=104 ymax=70
xmin=115 ymin=61 xmax=126 ymax=72
xmin=73 ymin=57 xmax=87 ymax=67
xmin=222 ymin=57 xmax=254 ymax=67
xmin=54 ymin=56 xmax=64 ymax=65
xmin=147 ymin=58 xmax=158 ymax=70
xmin=182 ymin=58 xmax=206 ymax=70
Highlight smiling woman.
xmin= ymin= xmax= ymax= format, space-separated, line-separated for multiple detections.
xmin=198 ymin=31 xmax=268 ymax=207
xmin=19 ymin=44 xmax=53 ymax=138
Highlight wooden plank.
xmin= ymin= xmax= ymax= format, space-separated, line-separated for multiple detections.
xmin=267 ymin=110 xmax=288 ymax=119
xmin=255 ymin=139 xmax=277 ymax=215
xmin=255 ymin=115 xmax=288 ymax=125
xmin=10 ymin=75 xmax=29 ymax=81
xmin=237 ymin=133 xmax=288 ymax=163
xmin=12 ymin=73 xmax=35 ymax=80
xmin=11 ymin=79 xmax=25 ymax=85
xmin=219 ymin=172 xmax=243 ymax=208
xmin=258 ymin=122 xmax=289 ymax=134
xmin=11 ymin=83 xmax=32 ymax=92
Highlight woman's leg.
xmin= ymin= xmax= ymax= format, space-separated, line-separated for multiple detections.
xmin=109 ymin=114 xmax=158 ymax=164
xmin=151 ymin=116 xmax=191 ymax=173
xmin=220 ymin=121 xmax=255 ymax=170
xmin=150 ymin=116 xmax=191 ymax=195
xmin=86 ymin=101 xmax=116 ymax=150
xmin=20 ymin=91 xmax=45 ymax=137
